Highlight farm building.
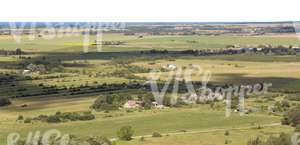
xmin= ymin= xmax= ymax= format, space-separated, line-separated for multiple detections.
xmin=123 ymin=100 xmax=142 ymax=109
xmin=166 ymin=64 xmax=177 ymax=70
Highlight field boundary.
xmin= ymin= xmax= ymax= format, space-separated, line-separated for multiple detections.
xmin=111 ymin=123 xmax=281 ymax=141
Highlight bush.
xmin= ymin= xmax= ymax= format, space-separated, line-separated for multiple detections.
xmin=152 ymin=132 xmax=162 ymax=138
xmin=91 ymin=96 xmax=120 ymax=111
xmin=56 ymin=134 xmax=111 ymax=145
xmin=256 ymin=125 xmax=263 ymax=130
xmin=281 ymin=100 xmax=290 ymax=108
xmin=282 ymin=106 xmax=300 ymax=126
xmin=17 ymin=115 xmax=24 ymax=121
xmin=24 ymin=118 xmax=32 ymax=123
xmin=139 ymin=136 xmax=145 ymax=142
xmin=225 ymin=139 xmax=230 ymax=144
xmin=79 ymin=112 xmax=96 ymax=121
xmin=46 ymin=115 xmax=61 ymax=123
xmin=117 ymin=126 xmax=134 ymax=141
xmin=34 ymin=115 xmax=48 ymax=121
xmin=163 ymin=96 xmax=172 ymax=107
xmin=224 ymin=130 xmax=230 ymax=136
xmin=295 ymin=125 xmax=300 ymax=132
xmin=142 ymin=93 xmax=154 ymax=109
xmin=126 ymin=109 xmax=135 ymax=113
xmin=60 ymin=112 xmax=81 ymax=121
xmin=0 ymin=98 xmax=11 ymax=107
xmin=30 ymin=111 xmax=96 ymax=123
xmin=86 ymin=136 xmax=112 ymax=145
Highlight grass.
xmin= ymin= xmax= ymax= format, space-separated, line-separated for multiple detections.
xmin=0 ymin=33 xmax=299 ymax=144
xmin=134 ymin=55 xmax=300 ymax=92
xmin=119 ymin=125 xmax=293 ymax=145
xmin=0 ymin=34 xmax=300 ymax=52
xmin=0 ymin=95 xmax=282 ymax=144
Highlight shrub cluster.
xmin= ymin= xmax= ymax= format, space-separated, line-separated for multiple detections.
xmin=0 ymin=98 xmax=11 ymax=107
xmin=117 ymin=126 xmax=134 ymax=141
xmin=85 ymin=136 xmax=113 ymax=145
xmin=91 ymin=94 xmax=131 ymax=111
xmin=23 ymin=111 xmax=95 ymax=124
xmin=282 ymin=106 xmax=300 ymax=126
xmin=272 ymin=100 xmax=290 ymax=113
xmin=152 ymin=132 xmax=162 ymax=138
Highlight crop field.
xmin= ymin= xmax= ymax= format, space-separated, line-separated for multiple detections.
xmin=0 ymin=34 xmax=300 ymax=52
xmin=134 ymin=56 xmax=300 ymax=92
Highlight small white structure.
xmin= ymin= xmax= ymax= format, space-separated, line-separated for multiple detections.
xmin=166 ymin=64 xmax=177 ymax=70
xmin=257 ymin=48 xmax=263 ymax=51
xmin=152 ymin=101 xmax=165 ymax=109
xmin=22 ymin=70 xmax=31 ymax=75
xmin=152 ymin=101 xmax=158 ymax=106
xmin=156 ymin=105 xmax=165 ymax=109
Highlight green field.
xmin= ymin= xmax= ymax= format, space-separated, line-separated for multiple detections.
xmin=0 ymin=96 xmax=283 ymax=144
xmin=1 ymin=34 xmax=300 ymax=52
xmin=119 ymin=125 xmax=293 ymax=145
xmin=135 ymin=56 xmax=300 ymax=92
xmin=0 ymin=32 xmax=299 ymax=145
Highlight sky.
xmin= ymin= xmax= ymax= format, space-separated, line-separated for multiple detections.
xmin=0 ymin=0 xmax=299 ymax=22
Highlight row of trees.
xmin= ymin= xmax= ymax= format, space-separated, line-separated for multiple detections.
xmin=90 ymin=92 xmax=156 ymax=111
xmin=90 ymin=94 xmax=131 ymax=111
xmin=18 ymin=111 xmax=95 ymax=124
xmin=0 ymin=48 xmax=23 ymax=56
xmin=140 ymin=47 xmax=300 ymax=57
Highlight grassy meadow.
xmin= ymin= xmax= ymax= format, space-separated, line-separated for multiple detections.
xmin=134 ymin=56 xmax=300 ymax=92
xmin=0 ymin=96 xmax=283 ymax=144
xmin=0 ymin=34 xmax=300 ymax=52
xmin=0 ymin=32 xmax=299 ymax=144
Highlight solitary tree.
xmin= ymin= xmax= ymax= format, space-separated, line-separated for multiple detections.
xmin=16 ymin=48 xmax=22 ymax=56
xmin=117 ymin=126 xmax=134 ymax=141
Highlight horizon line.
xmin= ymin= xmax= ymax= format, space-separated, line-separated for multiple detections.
xmin=0 ymin=21 xmax=299 ymax=24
